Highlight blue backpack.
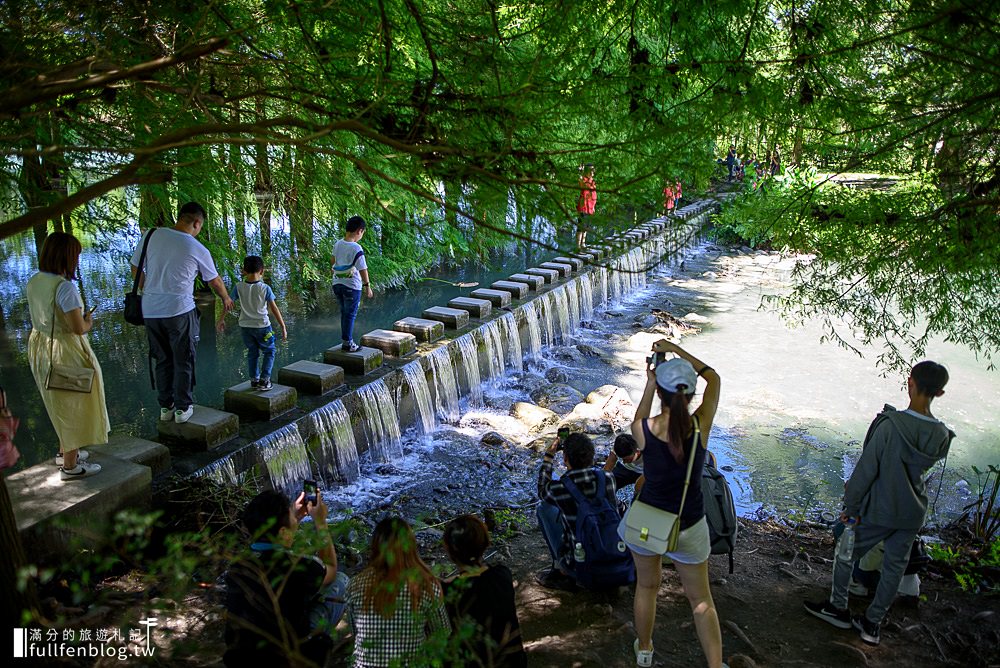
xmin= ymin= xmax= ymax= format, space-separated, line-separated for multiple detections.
xmin=561 ymin=470 xmax=635 ymax=589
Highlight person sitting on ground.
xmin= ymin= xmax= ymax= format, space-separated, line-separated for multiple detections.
xmin=331 ymin=215 xmax=374 ymax=353
xmin=224 ymin=489 xmax=348 ymax=667
xmin=442 ymin=515 xmax=527 ymax=668
xmin=345 ymin=516 xmax=450 ymax=667
xmin=604 ymin=433 xmax=644 ymax=494
xmin=217 ymin=255 xmax=288 ymax=391
xmin=536 ymin=431 xmax=622 ymax=588
xmin=804 ymin=361 xmax=954 ymax=647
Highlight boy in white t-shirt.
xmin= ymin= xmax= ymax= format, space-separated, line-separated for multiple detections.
xmin=330 ymin=216 xmax=374 ymax=352
xmin=217 ymin=256 xmax=287 ymax=390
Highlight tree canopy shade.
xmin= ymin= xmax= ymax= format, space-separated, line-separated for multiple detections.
xmin=0 ymin=0 xmax=997 ymax=365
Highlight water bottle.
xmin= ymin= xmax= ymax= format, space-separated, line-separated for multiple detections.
xmin=574 ymin=542 xmax=586 ymax=562
xmin=836 ymin=519 xmax=856 ymax=563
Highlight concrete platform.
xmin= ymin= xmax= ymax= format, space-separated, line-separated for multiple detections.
xmin=469 ymin=288 xmax=512 ymax=308
xmin=578 ymin=251 xmax=601 ymax=264
xmin=278 ymin=360 xmax=345 ymax=395
xmin=158 ymin=405 xmax=239 ymax=450
xmin=490 ymin=280 xmax=528 ymax=300
xmin=539 ymin=261 xmax=573 ymax=277
xmin=421 ymin=306 xmax=471 ymax=329
xmin=361 ymin=329 xmax=418 ymax=357
xmin=90 ymin=434 xmax=170 ymax=477
xmin=393 ymin=317 xmax=445 ymax=342
xmin=508 ymin=273 xmax=544 ymax=290
xmin=447 ymin=297 xmax=492 ymax=318
xmin=525 ymin=267 xmax=560 ymax=284
xmin=324 ymin=346 xmax=384 ymax=375
xmin=10 ymin=452 xmax=153 ymax=563
xmin=224 ymin=381 xmax=297 ymax=421
xmin=553 ymin=256 xmax=584 ymax=270
xmin=582 ymin=247 xmax=606 ymax=260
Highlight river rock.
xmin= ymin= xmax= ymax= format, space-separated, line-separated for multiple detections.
xmin=639 ymin=314 xmax=657 ymax=328
xmin=481 ymin=431 xmax=513 ymax=448
xmin=627 ymin=331 xmax=665 ymax=353
xmin=524 ymin=436 xmax=554 ymax=453
xmin=530 ymin=384 xmax=586 ymax=414
xmin=550 ymin=346 xmax=583 ymax=363
xmin=562 ymin=414 xmax=613 ymax=435
xmin=510 ymin=402 xmax=559 ymax=432
xmin=585 ymin=385 xmax=635 ymax=423
xmin=682 ymin=312 xmax=710 ymax=324
xmin=507 ymin=371 xmax=548 ymax=397
xmin=576 ymin=343 xmax=602 ymax=358
xmin=545 ymin=367 xmax=570 ymax=384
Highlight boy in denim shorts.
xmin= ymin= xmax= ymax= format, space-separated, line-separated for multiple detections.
xmin=218 ymin=255 xmax=287 ymax=390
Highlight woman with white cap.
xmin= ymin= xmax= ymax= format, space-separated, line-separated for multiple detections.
xmin=621 ymin=339 xmax=723 ymax=667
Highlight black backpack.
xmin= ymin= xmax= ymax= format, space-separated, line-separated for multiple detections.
xmin=561 ymin=470 xmax=635 ymax=589
xmin=701 ymin=464 xmax=739 ymax=573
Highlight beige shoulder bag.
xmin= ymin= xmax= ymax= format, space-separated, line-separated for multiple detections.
xmin=45 ymin=280 xmax=95 ymax=393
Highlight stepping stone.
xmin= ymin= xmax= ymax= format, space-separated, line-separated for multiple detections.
xmin=224 ymin=381 xmax=298 ymax=421
xmin=553 ymin=256 xmax=584 ymax=270
xmin=10 ymin=452 xmax=152 ymax=562
xmin=361 ymin=329 xmax=417 ymax=357
xmin=422 ymin=306 xmax=471 ymax=329
xmin=525 ymin=267 xmax=559 ymax=284
xmin=324 ymin=345 xmax=384 ymax=375
xmin=490 ymin=280 xmax=528 ymax=300
xmin=578 ymin=251 xmax=601 ymax=264
xmin=470 ymin=288 xmax=512 ymax=308
xmin=278 ymin=360 xmax=345 ymax=395
xmin=90 ymin=434 xmax=171 ymax=477
xmin=508 ymin=273 xmax=544 ymax=290
xmin=393 ymin=317 xmax=445 ymax=342
xmin=448 ymin=297 xmax=492 ymax=318
xmin=582 ymin=247 xmax=606 ymax=260
xmin=158 ymin=405 xmax=239 ymax=450
xmin=539 ymin=261 xmax=573 ymax=277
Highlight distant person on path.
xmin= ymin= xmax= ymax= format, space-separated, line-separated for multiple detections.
xmin=725 ymin=145 xmax=737 ymax=181
xmin=331 ymin=215 xmax=373 ymax=353
xmin=771 ymin=144 xmax=782 ymax=175
xmin=662 ymin=182 xmax=674 ymax=215
xmin=224 ymin=489 xmax=348 ymax=667
xmin=442 ymin=515 xmax=527 ymax=668
xmin=622 ymin=340 xmax=723 ymax=667
xmin=674 ymin=179 xmax=682 ymax=208
xmin=345 ymin=516 xmax=450 ymax=667
xmin=576 ymin=164 xmax=597 ymax=249
xmin=804 ymin=361 xmax=954 ymax=646
xmin=217 ymin=255 xmax=287 ymax=391
xmin=26 ymin=232 xmax=109 ymax=479
xmin=130 ymin=202 xmax=234 ymax=424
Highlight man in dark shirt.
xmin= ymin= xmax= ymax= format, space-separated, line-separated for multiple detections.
xmin=224 ymin=489 xmax=348 ymax=667
xmin=536 ymin=432 xmax=618 ymax=588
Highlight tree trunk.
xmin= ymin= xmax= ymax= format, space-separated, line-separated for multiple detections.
xmin=228 ymin=109 xmax=248 ymax=257
xmin=1 ymin=478 xmax=40 ymax=631
xmin=254 ymin=99 xmax=273 ymax=257
xmin=792 ymin=125 xmax=804 ymax=166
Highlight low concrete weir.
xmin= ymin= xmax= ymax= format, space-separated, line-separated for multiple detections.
xmin=189 ymin=201 xmax=720 ymax=491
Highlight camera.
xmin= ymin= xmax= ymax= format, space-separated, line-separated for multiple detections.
xmin=303 ymin=479 xmax=319 ymax=505
xmin=646 ymin=351 xmax=666 ymax=368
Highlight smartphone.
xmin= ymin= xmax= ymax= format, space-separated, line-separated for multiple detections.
xmin=88 ymin=305 xmax=98 ymax=315
xmin=303 ymin=479 xmax=319 ymax=505
xmin=557 ymin=426 xmax=570 ymax=440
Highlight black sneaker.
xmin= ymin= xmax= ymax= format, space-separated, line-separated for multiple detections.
xmin=257 ymin=378 xmax=272 ymax=391
xmin=852 ymin=614 xmax=880 ymax=645
xmin=535 ymin=568 xmax=577 ymax=591
xmin=250 ymin=378 xmax=260 ymax=389
xmin=803 ymin=600 xmax=852 ymax=629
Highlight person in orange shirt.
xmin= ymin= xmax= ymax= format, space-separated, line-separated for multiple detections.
xmin=576 ymin=164 xmax=597 ymax=249
xmin=662 ymin=182 xmax=674 ymax=215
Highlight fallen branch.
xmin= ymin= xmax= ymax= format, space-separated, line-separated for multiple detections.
xmin=922 ymin=623 xmax=948 ymax=663
xmin=831 ymin=641 xmax=869 ymax=667
xmin=778 ymin=565 xmax=807 ymax=582
xmin=723 ymin=620 xmax=763 ymax=660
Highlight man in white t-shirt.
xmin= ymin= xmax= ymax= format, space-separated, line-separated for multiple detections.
xmin=330 ymin=216 xmax=374 ymax=352
xmin=130 ymin=202 xmax=234 ymax=423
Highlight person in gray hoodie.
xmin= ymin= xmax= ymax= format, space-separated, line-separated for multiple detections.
xmin=804 ymin=361 xmax=954 ymax=646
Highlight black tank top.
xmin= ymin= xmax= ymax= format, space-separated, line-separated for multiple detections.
xmin=636 ymin=417 xmax=706 ymax=529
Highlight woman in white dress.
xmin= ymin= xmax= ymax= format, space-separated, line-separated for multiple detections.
xmin=25 ymin=232 xmax=109 ymax=479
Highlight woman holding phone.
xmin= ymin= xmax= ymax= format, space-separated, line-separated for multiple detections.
xmin=25 ymin=232 xmax=109 ymax=479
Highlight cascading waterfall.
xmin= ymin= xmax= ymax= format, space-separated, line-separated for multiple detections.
xmin=552 ymin=286 xmax=571 ymax=340
xmin=580 ymin=275 xmax=594 ymax=319
xmin=429 ymin=347 xmax=460 ymax=423
xmin=521 ymin=302 xmax=542 ymax=358
xmin=196 ymin=457 xmax=239 ymax=486
xmin=357 ymin=379 xmax=404 ymax=462
xmin=306 ymin=399 xmax=360 ymax=483
xmin=482 ymin=319 xmax=506 ymax=380
xmin=539 ymin=292 xmax=556 ymax=346
xmin=402 ymin=361 xmax=436 ymax=436
xmin=257 ymin=423 xmax=313 ymax=498
xmin=456 ymin=334 xmax=484 ymax=406
xmin=565 ymin=282 xmax=581 ymax=330
xmin=499 ymin=312 xmax=523 ymax=370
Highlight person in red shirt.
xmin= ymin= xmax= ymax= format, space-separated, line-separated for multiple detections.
xmin=662 ymin=182 xmax=674 ymax=215
xmin=675 ymin=179 xmax=682 ymax=208
xmin=576 ymin=164 xmax=597 ymax=249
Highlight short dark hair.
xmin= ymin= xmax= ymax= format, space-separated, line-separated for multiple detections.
xmin=443 ymin=515 xmax=490 ymax=566
xmin=178 ymin=202 xmax=206 ymax=225
xmin=242 ymin=255 xmax=264 ymax=274
xmin=241 ymin=490 xmax=292 ymax=543
xmin=564 ymin=432 xmax=595 ymax=470
xmin=345 ymin=215 xmax=366 ymax=233
xmin=613 ymin=434 xmax=638 ymax=459
xmin=911 ymin=361 xmax=948 ymax=397
xmin=39 ymin=232 xmax=82 ymax=278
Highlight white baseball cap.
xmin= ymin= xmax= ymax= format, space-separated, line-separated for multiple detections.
xmin=655 ymin=358 xmax=697 ymax=394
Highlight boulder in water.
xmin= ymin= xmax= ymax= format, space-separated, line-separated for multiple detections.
xmin=524 ymin=435 xmax=554 ymax=453
xmin=562 ymin=414 xmax=613 ymax=436
xmin=682 ymin=312 xmax=710 ymax=324
xmin=510 ymin=402 xmax=560 ymax=432
xmin=585 ymin=384 xmax=635 ymax=423
xmin=544 ymin=367 xmax=570 ymax=384
xmin=530 ymin=383 xmax=586 ymax=414
xmin=481 ymin=431 xmax=513 ymax=447
xmin=576 ymin=343 xmax=602 ymax=358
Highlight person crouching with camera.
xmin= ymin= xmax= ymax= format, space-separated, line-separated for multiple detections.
xmin=620 ymin=339 xmax=724 ymax=668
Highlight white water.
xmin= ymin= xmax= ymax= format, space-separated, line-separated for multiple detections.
xmin=305 ymin=399 xmax=361 ymax=483
xmin=521 ymin=302 xmax=543 ymax=358
xmin=499 ymin=312 xmax=523 ymax=370
xmin=456 ymin=334 xmax=484 ymax=406
xmin=429 ymin=347 xmax=461 ymax=424
xmin=403 ymin=361 xmax=436 ymax=436
xmin=357 ymin=379 xmax=404 ymax=462
xmin=257 ymin=424 xmax=312 ymax=498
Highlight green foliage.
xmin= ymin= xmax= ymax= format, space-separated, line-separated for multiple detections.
xmin=962 ymin=465 xmax=1000 ymax=542
xmin=928 ymin=539 xmax=1000 ymax=594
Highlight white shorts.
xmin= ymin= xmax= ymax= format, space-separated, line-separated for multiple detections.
xmin=618 ymin=515 xmax=711 ymax=564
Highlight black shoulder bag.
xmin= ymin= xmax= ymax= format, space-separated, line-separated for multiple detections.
xmin=125 ymin=228 xmax=156 ymax=326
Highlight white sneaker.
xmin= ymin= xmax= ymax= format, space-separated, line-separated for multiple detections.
xmin=633 ymin=639 xmax=653 ymax=667
xmin=160 ymin=407 xmax=175 ymax=422
xmin=60 ymin=461 xmax=102 ymax=480
xmin=174 ymin=406 xmax=194 ymax=423
xmin=55 ymin=450 xmax=89 ymax=466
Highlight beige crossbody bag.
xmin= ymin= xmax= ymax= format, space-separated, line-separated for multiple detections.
xmin=45 ymin=281 xmax=95 ymax=393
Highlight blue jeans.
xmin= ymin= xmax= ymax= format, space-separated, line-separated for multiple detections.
xmin=332 ymin=284 xmax=361 ymax=344
xmin=241 ymin=326 xmax=276 ymax=380
xmin=309 ymin=571 xmax=350 ymax=633
xmin=537 ymin=501 xmax=566 ymax=567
